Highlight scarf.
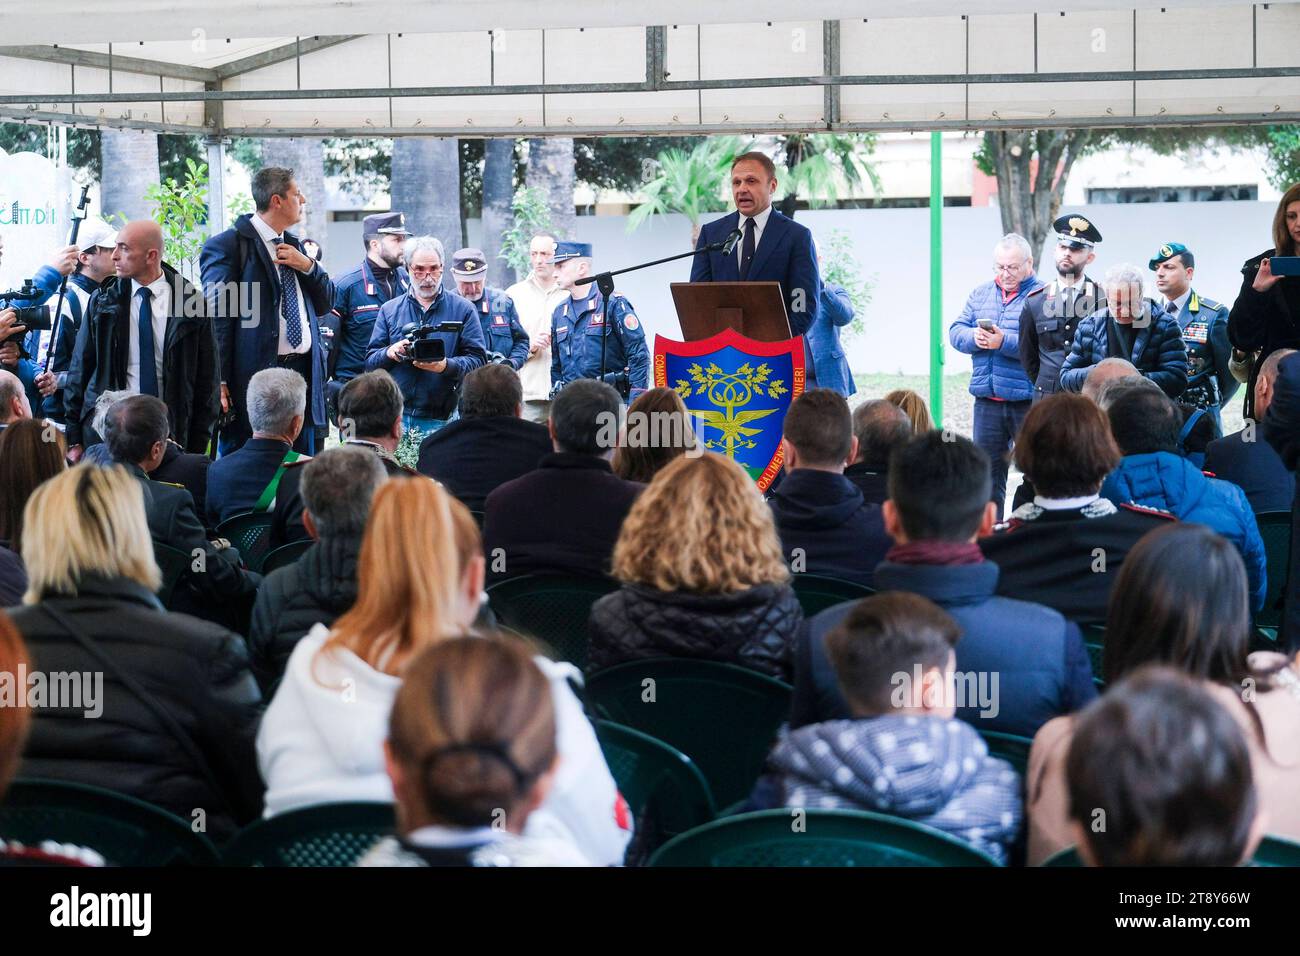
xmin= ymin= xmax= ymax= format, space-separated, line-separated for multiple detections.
xmin=885 ymin=540 xmax=985 ymax=566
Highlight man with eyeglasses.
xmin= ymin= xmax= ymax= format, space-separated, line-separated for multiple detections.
xmin=949 ymin=233 xmax=1044 ymax=517
xmin=364 ymin=235 xmax=486 ymax=436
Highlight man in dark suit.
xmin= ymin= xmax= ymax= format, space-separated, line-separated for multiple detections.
xmin=205 ymin=368 xmax=307 ymax=528
xmin=201 ymin=166 xmax=334 ymax=457
xmin=690 ymin=151 xmax=821 ymax=347
xmin=483 ymin=379 xmax=642 ymax=583
xmin=1206 ymin=347 xmax=1296 ymax=514
xmin=418 ymin=363 xmax=552 ymax=512
xmin=768 ymin=389 xmax=892 ymax=588
xmin=63 ymin=220 xmax=221 ymax=462
xmin=103 ymin=395 xmax=260 ymax=628
xmin=845 ymin=399 xmax=911 ymax=506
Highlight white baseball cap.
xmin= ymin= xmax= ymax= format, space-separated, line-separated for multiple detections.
xmin=77 ymin=219 xmax=118 ymax=253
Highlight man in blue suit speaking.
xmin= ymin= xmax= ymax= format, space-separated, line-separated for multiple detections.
xmin=690 ymin=151 xmax=821 ymax=364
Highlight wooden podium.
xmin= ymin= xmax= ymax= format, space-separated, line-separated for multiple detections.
xmin=670 ymin=281 xmax=793 ymax=343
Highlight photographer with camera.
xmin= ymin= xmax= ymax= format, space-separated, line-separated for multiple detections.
xmin=363 ymin=235 xmax=486 ymax=436
xmin=548 ymin=241 xmax=648 ymax=401
xmin=0 ymin=234 xmax=80 ymax=414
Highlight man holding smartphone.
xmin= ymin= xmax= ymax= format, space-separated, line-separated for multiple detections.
xmin=949 ymin=233 xmax=1044 ymax=517
xmin=364 ymin=235 xmax=485 ymax=436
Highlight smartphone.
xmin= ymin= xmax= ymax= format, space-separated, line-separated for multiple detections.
xmin=1270 ymin=257 xmax=1300 ymax=276
xmin=977 ymin=318 xmax=996 ymax=331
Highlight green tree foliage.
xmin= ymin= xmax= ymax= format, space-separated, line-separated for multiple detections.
xmin=818 ymin=229 xmax=875 ymax=341
xmin=626 ymin=137 xmax=743 ymax=243
xmin=142 ymin=158 xmax=210 ymax=280
xmin=575 ymin=137 xmax=703 ymax=192
xmin=778 ymin=133 xmax=882 ymax=217
xmin=498 ymin=186 xmax=555 ymax=278
xmin=0 ymin=123 xmax=202 ymax=182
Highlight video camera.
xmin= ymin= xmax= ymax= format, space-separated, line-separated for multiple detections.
xmin=0 ymin=279 xmax=52 ymax=346
xmin=399 ymin=319 xmax=464 ymax=364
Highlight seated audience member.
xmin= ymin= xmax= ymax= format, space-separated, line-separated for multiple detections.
xmin=794 ymin=432 xmax=1095 ymax=737
xmin=768 ymin=389 xmax=892 ymax=588
xmin=206 ymin=368 xmax=308 ymax=528
xmin=1263 ymin=351 xmax=1300 ymax=650
xmin=6 ymin=466 xmax=263 ymax=841
xmin=258 ymin=476 xmax=630 ymax=866
xmin=588 ymin=453 xmax=802 ymax=682
xmin=357 ymin=636 xmax=590 ymax=867
xmin=1065 ymin=667 xmax=1263 ymax=867
xmin=270 ymin=369 xmax=416 ymax=550
xmin=845 ymin=399 xmax=911 ymax=505
xmin=612 ymin=387 xmax=699 ymax=484
xmin=755 ymin=593 xmax=1022 ymax=864
xmin=979 ymin=393 xmax=1174 ymax=624
xmin=1090 ymin=364 xmax=1216 ymax=466
xmin=1205 ymin=347 xmax=1296 ymax=513
xmin=0 ymin=420 xmax=66 ymax=607
xmin=0 ymin=368 xmax=31 ymax=432
xmin=249 ymin=446 xmax=388 ymax=692
xmin=884 ymin=388 xmax=934 ymax=433
xmin=104 ymin=395 xmax=261 ymax=621
xmin=417 ymin=364 xmax=552 ymax=510
xmin=483 ymin=379 xmax=642 ymax=583
xmin=1100 ymin=386 xmax=1266 ymax=611
xmin=1026 ymin=523 xmax=1300 ymax=864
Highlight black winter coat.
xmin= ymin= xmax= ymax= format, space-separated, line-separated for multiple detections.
xmin=587 ymin=582 xmax=802 ymax=682
xmin=6 ymin=575 xmax=264 ymax=842
xmin=247 ymin=535 xmax=361 ymax=691
xmin=1228 ymin=249 xmax=1300 ymax=417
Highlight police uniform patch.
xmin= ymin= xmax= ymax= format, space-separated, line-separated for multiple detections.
xmin=624 ymin=314 xmax=640 ymax=331
xmin=493 ymin=315 xmax=507 ymax=326
xmin=556 ymin=326 xmax=568 ymax=334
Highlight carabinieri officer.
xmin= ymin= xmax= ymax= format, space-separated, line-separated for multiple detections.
xmin=451 ymin=246 xmax=531 ymax=370
xmin=549 ymin=241 xmax=649 ymax=397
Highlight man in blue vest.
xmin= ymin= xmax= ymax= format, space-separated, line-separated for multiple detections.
xmin=452 ymin=247 xmax=530 ymax=371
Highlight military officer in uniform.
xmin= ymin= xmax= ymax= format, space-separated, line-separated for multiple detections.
xmin=451 ymin=247 xmax=530 ymax=370
xmin=1150 ymin=241 xmax=1235 ymax=436
xmin=549 ymin=241 xmax=649 ymax=398
xmin=327 ymin=212 xmax=411 ymax=416
xmin=1019 ymin=215 xmax=1105 ymax=401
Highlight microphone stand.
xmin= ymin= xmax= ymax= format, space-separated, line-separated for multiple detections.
xmin=590 ymin=231 xmax=742 ymax=397
xmin=42 ymin=184 xmax=92 ymax=374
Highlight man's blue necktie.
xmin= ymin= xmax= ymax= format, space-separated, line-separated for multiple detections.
xmin=275 ymin=237 xmax=304 ymax=349
xmin=136 ymin=286 xmax=158 ymax=397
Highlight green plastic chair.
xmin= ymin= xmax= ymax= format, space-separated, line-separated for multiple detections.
xmin=1081 ymin=623 xmax=1106 ymax=688
xmin=221 ymin=802 xmax=396 ymax=867
xmin=0 ymin=779 xmax=218 ymax=866
xmin=1255 ymin=510 xmax=1291 ymax=631
xmin=978 ymin=729 xmax=1033 ymax=776
xmin=486 ymin=573 xmax=619 ymax=668
xmin=790 ymin=574 xmax=874 ymax=618
xmin=215 ymin=511 xmax=275 ymax=573
xmin=649 ymin=808 xmax=1000 ymax=867
xmin=1040 ymin=846 xmax=1083 ymax=866
xmin=1042 ymin=835 xmax=1300 ymax=867
xmin=261 ymin=539 xmax=313 ymax=575
xmin=152 ymin=542 xmax=192 ymax=608
xmin=586 ymin=658 xmax=792 ymax=810
xmin=594 ymin=719 xmax=716 ymax=849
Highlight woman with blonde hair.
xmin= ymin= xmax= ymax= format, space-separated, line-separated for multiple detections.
xmin=588 ymin=452 xmax=802 ymax=681
xmin=5 ymin=465 xmax=263 ymax=842
xmin=612 ymin=387 xmax=699 ymax=484
xmin=883 ymin=388 xmax=935 ymax=433
xmin=258 ymin=476 xmax=630 ymax=865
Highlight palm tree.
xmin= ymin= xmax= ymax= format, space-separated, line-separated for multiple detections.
xmin=480 ymin=138 xmax=517 ymax=282
xmin=627 ymin=137 xmax=743 ymax=247
xmin=391 ymin=137 xmax=463 ymax=283
xmin=261 ymin=137 xmax=329 ymax=247
xmin=525 ymin=137 xmax=576 ymax=241
xmin=100 ymin=128 xmax=160 ymax=221
xmin=778 ymin=133 xmax=882 ymax=218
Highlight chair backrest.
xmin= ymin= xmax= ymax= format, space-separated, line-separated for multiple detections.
xmin=1251 ymin=834 xmax=1300 ymax=866
xmin=215 ymin=511 xmax=275 ymax=572
xmin=152 ymin=542 xmax=192 ymax=608
xmin=594 ymin=719 xmax=716 ymax=851
xmin=790 ymin=574 xmax=874 ymax=619
xmin=486 ymin=573 xmax=619 ymax=668
xmin=649 ymin=808 xmax=1000 ymax=867
xmin=1040 ymin=846 xmax=1083 ymax=866
xmin=221 ymin=802 xmax=396 ymax=867
xmin=1254 ymin=510 xmax=1291 ymax=630
xmin=0 ymin=778 xmax=218 ymax=866
xmin=977 ymin=729 xmax=1034 ymax=776
xmin=1081 ymin=622 xmax=1106 ymax=688
xmin=261 ymin=539 xmax=313 ymax=575
xmin=586 ymin=658 xmax=792 ymax=810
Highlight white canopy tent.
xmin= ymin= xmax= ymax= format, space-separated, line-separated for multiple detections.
xmin=0 ymin=1 xmax=1297 ymax=138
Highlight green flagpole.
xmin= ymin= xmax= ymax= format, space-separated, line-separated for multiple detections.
xmin=929 ymin=131 xmax=944 ymax=428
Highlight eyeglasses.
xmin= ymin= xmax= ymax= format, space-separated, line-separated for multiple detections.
xmin=993 ymin=262 xmax=1027 ymax=273
xmin=410 ymin=266 xmax=443 ymax=277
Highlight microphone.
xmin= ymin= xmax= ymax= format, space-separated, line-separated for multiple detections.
xmin=719 ymin=228 xmax=744 ymax=256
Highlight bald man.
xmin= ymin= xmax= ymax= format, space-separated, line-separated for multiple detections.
xmin=64 ymin=219 xmax=220 ymax=461
xmin=0 ymin=368 xmax=32 ymax=430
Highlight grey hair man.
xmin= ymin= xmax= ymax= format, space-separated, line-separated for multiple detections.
xmin=846 ymin=399 xmax=912 ymax=505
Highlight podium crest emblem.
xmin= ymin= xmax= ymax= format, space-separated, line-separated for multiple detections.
xmin=653 ymin=328 xmax=806 ymax=491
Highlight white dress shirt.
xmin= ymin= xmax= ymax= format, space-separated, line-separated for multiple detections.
xmin=126 ymin=273 xmax=171 ymax=394
xmin=505 ymin=271 xmax=571 ymax=402
xmin=737 ymin=203 xmax=774 ymax=272
xmin=250 ymin=212 xmax=311 ymax=356
xmin=1166 ymin=288 xmax=1191 ymax=317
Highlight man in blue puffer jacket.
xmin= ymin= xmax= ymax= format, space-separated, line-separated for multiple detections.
xmin=949 ymin=233 xmax=1043 ymax=517
xmin=1100 ymin=385 xmax=1266 ymax=611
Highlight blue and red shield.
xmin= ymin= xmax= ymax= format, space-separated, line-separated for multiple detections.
xmin=654 ymin=329 xmax=806 ymax=492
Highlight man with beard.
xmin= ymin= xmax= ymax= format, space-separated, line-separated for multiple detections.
xmin=1019 ymin=215 xmax=1106 ymax=401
